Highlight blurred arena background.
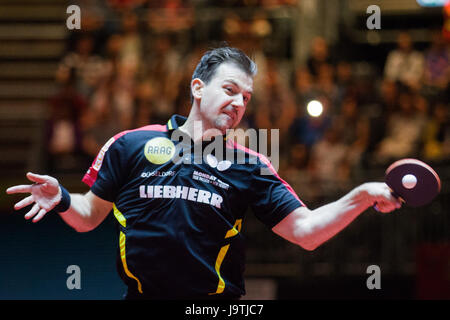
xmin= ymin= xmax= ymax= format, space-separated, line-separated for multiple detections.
xmin=0 ymin=0 xmax=449 ymax=299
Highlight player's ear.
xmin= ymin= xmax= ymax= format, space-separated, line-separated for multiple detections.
xmin=191 ymin=78 xmax=204 ymax=100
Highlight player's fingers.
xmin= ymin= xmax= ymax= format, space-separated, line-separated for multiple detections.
xmin=374 ymin=203 xmax=388 ymax=213
xmin=24 ymin=203 xmax=40 ymax=220
xmin=14 ymin=195 xmax=34 ymax=210
xmin=375 ymin=200 xmax=396 ymax=213
xmin=375 ymin=201 xmax=389 ymax=212
xmin=386 ymin=192 xmax=403 ymax=209
xmin=6 ymin=185 xmax=32 ymax=194
xmin=26 ymin=172 xmax=49 ymax=184
xmin=32 ymin=208 xmax=47 ymax=223
xmin=394 ymin=197 xmax=403 ymax=209
xmin=381 ymin=185 xmax=402 ymax=209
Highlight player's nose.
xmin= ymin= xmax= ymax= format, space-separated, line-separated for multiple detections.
xmin=232 ymin=93 xmax=245 ymax=108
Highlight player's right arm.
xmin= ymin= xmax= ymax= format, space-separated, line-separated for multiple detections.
xmin=6 ymin=172 xmax=112 ymax=232
xmin=272 ymin=182 xmax=402 ymax=251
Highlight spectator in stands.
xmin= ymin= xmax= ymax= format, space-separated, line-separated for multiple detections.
xmin=145 ymin=35 xmax=184 ymax=122
xmin=107 ymin=0 xmax=145 ymax=11
xmin=375 ymin=89 xmax=428 ymax=163
xmin=289 ymin=94 xmax=332 ymax=149
xmin=422 ymin=101 xmax=450 ymax=161
xmin=293 ymin=66 xmax=317 ymax=108
xmin=281 ymin=142 xmax=317 ymax=202
xmin=307 ymin=123 xmax=351 ymax=194
xmin=118 ymin=11 xmax=143 ymax=75
xmin=101 ymin=33 xmax=123 ymax=81
xmin=361 ymin=79 xmax=398 ymax=167
xmin=422 ymin=30 xmax=450 ymax=102
xmin=57 ymin=34 xmax=107 ymax=99
xmin=335 ymin=60 xmax=354 ymax=104
xmin=46 ymin=67 xmax=88 ymax=173
xmin=147 ymin=0 xmax=194 ymax=34
xmin=333 ymin=94 xmax=370 ymax=176
xmin=379 ymin=79 xmax=399 ymax=115
xmin=384 ymin=32 xmax=424 ymax=91
xmin=133 ymin=78 xmax=157 ymax=128
xmin=242 ymin=22 xmax=270 ymax=109
xmin=306 ymin=37 xmax=333 ymax=79
xmin=316 ymin=63 xmax=339 ymax=109
xmin=254 ymin=58 xmax=296 ymax=153
xmin=81 ymin=54 xmax=137 ymax=157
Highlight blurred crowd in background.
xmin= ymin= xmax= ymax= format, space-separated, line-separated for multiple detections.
xmin=46 ymin=0 xmax=450 ymax=203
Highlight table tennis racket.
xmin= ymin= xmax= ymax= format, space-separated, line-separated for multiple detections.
xmin=385 ymin=158 xmax=441 ymax=207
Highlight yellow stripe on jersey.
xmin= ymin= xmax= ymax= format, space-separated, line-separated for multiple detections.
xmin=113 ymin=203 xmax=126 ymax=228
xmin=225 ymin=219 xmax=242 ymax=239
xmin=113 ymin=203 xmax=143 ymax=294
xmin=209 ymin=244 xmax=230 ymax=295
xmin=119 ymin=231 xmax=143 ymax=294
xmin=209 ymin=219 xmax=243 ymax=295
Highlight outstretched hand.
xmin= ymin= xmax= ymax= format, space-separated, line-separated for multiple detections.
xmin=360 ymin=182 xmax=403 ymax=213
xmin=6 ymin=172 xmax=62 ymax=223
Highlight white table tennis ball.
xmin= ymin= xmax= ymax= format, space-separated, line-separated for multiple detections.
xmin=402 ymin=174 xmax=417 ymax=189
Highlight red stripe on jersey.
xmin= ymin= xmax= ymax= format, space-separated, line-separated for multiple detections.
xmin=82 ymin=124 xmax=168 ymax=188
xmin=227 ymin=140 xmax=306 ymax=207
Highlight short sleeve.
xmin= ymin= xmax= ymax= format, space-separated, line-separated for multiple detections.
xmin=249 ymin=155 xmax=305 ymax=229
xmin=82 ymin=134 xmax=128 ymax=202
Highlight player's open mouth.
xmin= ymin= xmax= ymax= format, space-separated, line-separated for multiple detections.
xmin=222 ymin=110 xmax=236 ymax=122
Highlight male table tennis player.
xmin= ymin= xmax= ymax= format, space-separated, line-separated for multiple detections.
xmin=7 ymin=47 xmax=402 ymax=299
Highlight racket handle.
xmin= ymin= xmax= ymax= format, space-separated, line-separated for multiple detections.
xmin=389 ymin=188 xmax=405 ymax=203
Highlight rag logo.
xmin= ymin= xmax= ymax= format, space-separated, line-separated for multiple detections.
xmin=206 ymin=154 xmax=232 ymax=171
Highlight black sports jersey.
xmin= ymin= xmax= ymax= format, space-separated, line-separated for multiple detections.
xmin=82 ymin=114 xmax=304 ymax=299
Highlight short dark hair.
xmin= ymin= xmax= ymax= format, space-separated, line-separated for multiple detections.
xmin=190 ymin=46 xmax=257 ymax=102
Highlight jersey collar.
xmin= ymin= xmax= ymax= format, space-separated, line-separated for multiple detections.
xmin=166 ymin=114 xmax=186 ymax=131
xmin=166 ymin=114 xmax=228 ymax=142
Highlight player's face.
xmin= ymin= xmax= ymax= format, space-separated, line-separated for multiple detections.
xmin=198 ymin=63 xmax=253 ymax=134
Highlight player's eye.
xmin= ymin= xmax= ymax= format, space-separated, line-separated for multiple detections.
xmin=225 ymin=87 xmax=234 ymax=94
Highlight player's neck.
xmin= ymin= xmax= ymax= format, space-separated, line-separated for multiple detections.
xmin=179 ymin=112 xmax=223 ymax=144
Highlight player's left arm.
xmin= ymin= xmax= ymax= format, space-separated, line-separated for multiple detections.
xmin=272 ymin=182 xmax=402 ymax=251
